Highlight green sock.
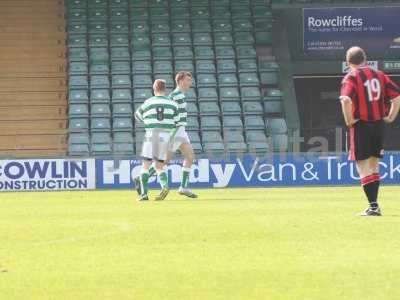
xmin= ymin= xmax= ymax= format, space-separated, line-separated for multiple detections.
xmin=140 ymin=171 xmax=149 ymax=196
xmin=158 ymin=170 xmax=168 ymax=189
xmin=181 ymin=167 xmax=191 ymax=189
xmin=148 ymin=165 xmax=156 ymax=177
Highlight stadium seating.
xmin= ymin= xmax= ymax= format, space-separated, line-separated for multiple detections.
xmin=66 ymin=0 xmax=288 ymax=156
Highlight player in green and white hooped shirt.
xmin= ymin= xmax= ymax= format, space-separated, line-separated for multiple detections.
xmin=134 ymin=79 xmax=179 ymax=201
xmin=134 ymin=72 xmax=197 ymax=198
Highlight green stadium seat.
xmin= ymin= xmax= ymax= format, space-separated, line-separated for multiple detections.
xmin=150 ymin=8 xmax=169 ymax=19
xmin=231 ymin=0 xmax=250 ymax=6
xmin=134 ymin=119 xmax=145 ymax=130
xmin=210 ymin=0 xmax=230 ymax=6
xmin=69 ymin=104 xmax=89 ymax=118
xmin=89 ymin=48 xmax=109 ymax=63
xmin=235 ymin=32 xmax=255 ymax=45
xmin=91 ymin=117 xmax=111 ymax=132
xmin=218 ymin=74 xmax=238 ymax=87
xmin=151 ymin=33 xmax=171 ymax=47
xmin=91 ymin=103 xmax=111 ymax=117
xmin=89 ymin=22 xmax=108 ymax=34
xmin=233 ymin=19 xmax=253 ymax=32
xmin=203 ymin=142 xmax=225 ymax=154
xmin=111 ymin=61 xmax=130 ymax=75
xmin=131 ymin=49 xmax=151 ymax=61
xmin=69 ymin=144 xmax=90 ymax=156
xmin=215 ymin=46 xmax=235 ymax=60
xmin=213 ymin=19 xmax=232 ymax=32
xmin=112 ymin=103 xmax=132 ymax=117
xmin=131 ymin=61 xmax=152 ymax=74
xmin=196 ymin=60 xmax=216 ymax=74
xmin=113 ymin=132 xmax=134 ymax=143
xmin=171 ymin=20 xmax=191 ymax=33
xmin=68 ymin=23 xmax=87 ymax=34
xmin=224 ymin=131 xmax=245 ymax=143
xmin=219 ymin=87 xmax=240 ymax=102
xmin=194 ymin=46 xmax=214 ymax=60
xmin=199 ymin=102 xmax=220 ymax=115
xmin=152 ymin=47 xmax=173 ymax=60
xmin=113 ymin=143 xmax=134 ymax=155
xmin=68 ymin=34 xmax=87 ymax=48
xmin=154 ymin=74 xmax=174 ymax=88
xmin=90 ymin=75 xmax=110 ymax=89
xmin=231 ymin=6 xmax=252 ymax=18
xmin=239 ymin=73 xmax=260 ymax=86
xmin=67 ymin=0 xmax=87 ymax=10
xmin=237 ymin=45 xmax=257 ymax=59
xmin=171 ymin=7 xmax=190 ymax=19
xmin=254 ymin=19 xmax=273 ymax=33
xmin=188 ymin=131 xmax=201 ymax=143
xmin=110 ymin=0 xmax=128 ymax=8
xmin=113 ymin=117 xmax=133 ymax=132
xmin=187 ymin=116 xmax=200 ymax=130
xmin=110 ymin=22 xmax=130 ymax=34
xmin=131 ymin=21 xmax=150 ymax=35
xmin=244 ymin=116 xmax=265 ymax=130
xmin=69 ymin=89 xmax=89 ymax=104
xmin=133 ymin=89 xmax=152 ymax=102
xmin=91 ymin=89 xmax=110 ymax=103
xmin=112 ymin=89 xmax=132 ymax=103
xmin=173 ymin=47 xmax=193 ymax=59
xmin=132 ymin=75 xmax=152 ymax=88
xmin=266 ymin=118 xmax=287 ymax=135
xmin=91 ymin=143 xmax=112 ymax=156
xmin=171 ymin=0 xmax=189 ymax=7
xmin=111 ymin=10 xmax=129 ymax=22
xmin=89 ymin=34 xmax=108 ymax=47
xmin=68 ymin=48 xmax=88 ymax=63
xmin=192 ymin=20 xmax=211 ymax=33
xmin=223 ymin=116 xmax=243 ymax=129
xmin=191 ymin=0 xmax=209 ymax=5
xmin=110 ymin=34 xmax=129 ymax=47
xmin=111 ymin=47 xmax=130 ymax=61
xmin=253 ymin=6 xmax=273 ymax=20
xmin=264 ymin=101 xmax=283 ymax=114
xmin=69 ymin=75 xmax=89 ymax=89
xmin=217 ymin=60 xmax=236 ymax=73
xmin=258 ymin=58 xmax=279 ymax=72
xmin=202 ymin=131 xmax=223 ymax=143
xmin=255 ymin=32 xmax=273 ymax=45
xmin=91 ymin=133 xmax=111 ymax=146
xmin=149 ymin=0 xmax=168 ymax=7
xmin=152 ymin=20 xmax=170 ymax=33
xmin=197 ymin=74 xmax=217 ymax=87
xmin=68 ymin=10 xmax=87 ymax=23
xmin=130 ymin=7 xmax=149 ymax=20
xmin=88 ymin=0 xmax=107 ymax=8
xmin=226 ymin=141 xmax=247 ymax=153
xmin=260 ymin=71 xmax=279 ymax=85
xmin=221 ymin=101 xmax=241 ymax=115
xmin=211 ymin=6 xmax=231 ymax=19
xmin=187 ymin=102 xmax=199 ymax=115
xmin=153 ymin=61 xmax=173 ymax=74
xmin=69 ymin=62 xmax=88 ymax=75
xmin=198 ymin=87 xmax=218 ymax=101
xmin=131 ymin=35 xmax=151 ymax=50
xmin=172 ymin=33 xmax=192 ymax=46
xmin=175 ymin=60 xmax=195 ymax=73
xmin=241 ymin=87 xmax=261 ymax=101
xmin=271 ymin=134 xmax=288 ymax=152
xmin=69 ymin=118 xmax=89 ymax=132
xmin=69 ymin=133 xmax=90 ymax=146
xmin=243 ymin=101 xmax=263 ymax=115
xmin=193 ymin=33 xmax=213 ymax=45
xmin=191 ymin=6 xmax=210 ymax=19
xmin=201 ymin=116 xmax=221 ymax=131
xmin=246 ymin=131 xmax=270 ymax=154
xmin=214 ymin=32 xmax=233 ymax=45
xmin=89 ymin=62 xmax=109 ymax=75
xmin=238 ymin=59 xmax=257 ymax=73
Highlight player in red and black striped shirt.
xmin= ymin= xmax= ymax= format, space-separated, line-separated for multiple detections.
xmin=340 ymin=46 xmax=400 ymax=216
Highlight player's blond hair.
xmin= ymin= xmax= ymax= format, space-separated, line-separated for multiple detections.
xmin=175 ymin=71 xmax=192 ymax=84
xmin=153 ymin=79 xmax=166 ymax=93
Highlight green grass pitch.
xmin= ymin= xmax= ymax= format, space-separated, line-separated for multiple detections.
xmin=1 ymin=187 xmax=400 ymax=300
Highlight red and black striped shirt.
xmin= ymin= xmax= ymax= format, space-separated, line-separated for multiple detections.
xmin=340 ymin=66 xmax=400 ymax=122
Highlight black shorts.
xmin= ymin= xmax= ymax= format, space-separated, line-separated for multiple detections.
xmin=348 ymin=120 xmax=384 ymax=161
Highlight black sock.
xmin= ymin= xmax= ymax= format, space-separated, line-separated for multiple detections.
xmin=363 ymin=182 xmax=378 ymax=207
xmin=370 ymin=181 xmax=380 ymax=208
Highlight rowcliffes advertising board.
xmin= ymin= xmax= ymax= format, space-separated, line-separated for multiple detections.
xmin=0 ymin=159 xmax=96 ymax=191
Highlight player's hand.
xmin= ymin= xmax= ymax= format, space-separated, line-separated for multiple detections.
xmin=383 ymin=116 xmax=392 ymax=124
xmin=347 ymin=119 xmax=359 ymax=127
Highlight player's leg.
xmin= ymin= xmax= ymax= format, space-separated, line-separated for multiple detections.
xmin=154 ymin=131 xmax=171 ymax=201
xmin=178 ymin=142 xmax=197 ymax=198
xmin=138 ymin=159 xmax=152 ymax=201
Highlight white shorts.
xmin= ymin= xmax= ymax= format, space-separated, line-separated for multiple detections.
xmin=141 ymin=129 xmax=172 ymax=162
xmin=172 ymin=126 xmax=190 ymax=151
